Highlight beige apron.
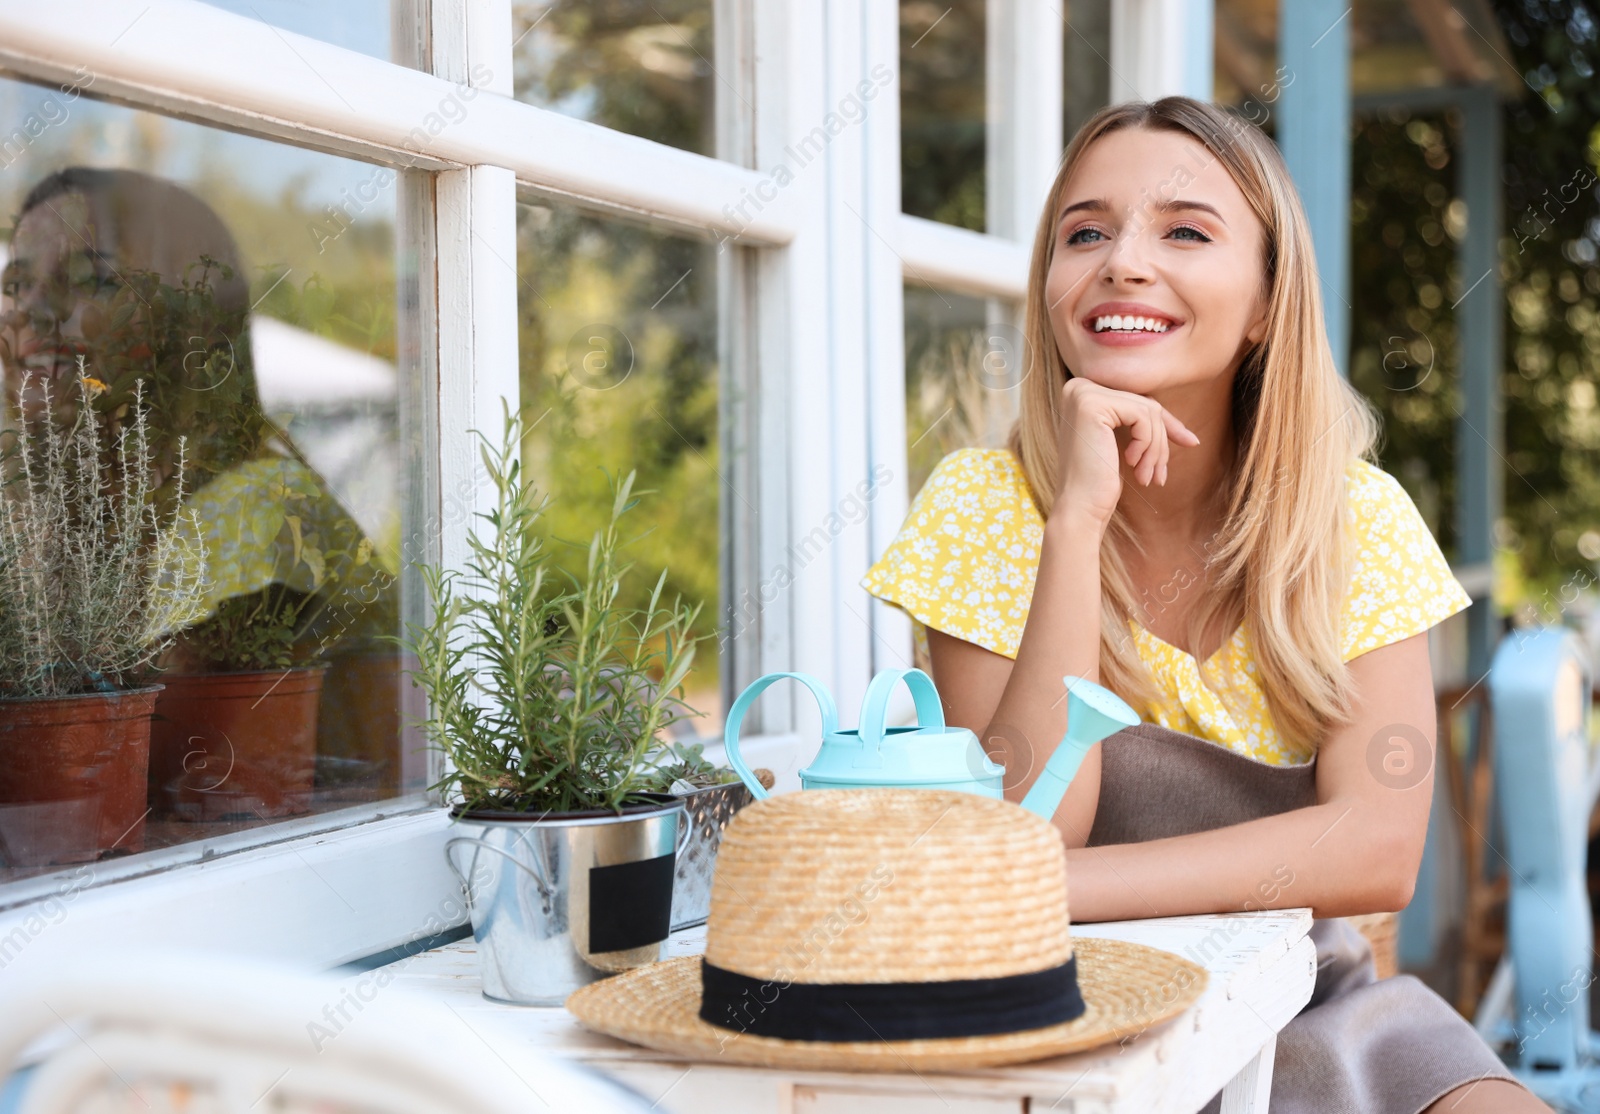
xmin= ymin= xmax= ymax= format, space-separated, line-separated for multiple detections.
xmin=1087 ymin=723 xmax=1524 ymax=1113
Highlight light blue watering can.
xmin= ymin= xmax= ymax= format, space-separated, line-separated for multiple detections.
xmin=722 ymin=668 xmax=1141 ymax=821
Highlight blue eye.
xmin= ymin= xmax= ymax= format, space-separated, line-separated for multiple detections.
xmin=1065 ymin=226 xmax=1106 ymax=245
xmin=1170 ymin=224 xmax=1211 ymax=242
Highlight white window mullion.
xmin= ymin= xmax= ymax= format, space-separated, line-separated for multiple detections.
xmin=987 ymin=0 xmax=1064 ymax=244
xmin=895 ymin=216 xmax=1029 ymax=300
xmin=743 ymin=0 xmax=824 ymax=737
xmin=815 ymin=0 xmax=876 ymax=719
xmin=418 ymin=0 xmax=523 ymax=923
xmin=0 ymin=0 xmax=797 ymax=245
xmin=1110 ymin=0 xmax=1214 ymax=102
xmin=861 ymin=0 xmax=913 ymax=688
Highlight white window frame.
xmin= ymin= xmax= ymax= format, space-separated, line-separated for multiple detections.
xmin=0 ymin=0 xmax=1203 ymax=967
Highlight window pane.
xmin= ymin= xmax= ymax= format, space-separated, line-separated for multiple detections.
xmin=900 ymin=0 xmax=986 ymax=231
xmin=1213 ymin=0 xmax=1278 ymax=118
xmin=512 ymin=1 xmax=716 ymax=158
xmin=516 ymin=201 xmax=724 ymax=737
xmin=904 ymin=284 xmax=1021 ymax=495
xmin=1063 ymin=0 xmax=1112 ymax=143
xmin=196 ymin=0 xmax=422 ymax=67
xmin=902 ymin=284 xmax=1022 ymax=675
xmin=0 ymin=80 xmax=421 ymax=885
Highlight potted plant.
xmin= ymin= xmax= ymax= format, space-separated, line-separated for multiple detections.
xmin=652 ymin=739 xmax=772 ymax=932
xmin=147 ymin=582 xmax=332 ymax=822
xmin=0 ymin=368 xmax=208 ymax=868
xmin=405 ymin=405 xmax=706 ymax=1006
xmin=147 ymin=492 xmax=390 ymax=821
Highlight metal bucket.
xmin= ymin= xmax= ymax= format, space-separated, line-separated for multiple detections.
xmin=670 ymin=780 xmax=757 ymax=931
xmin=444 ymin=794 xmax=688 ymax=1005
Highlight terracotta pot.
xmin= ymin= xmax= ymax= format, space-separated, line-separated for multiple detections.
xmin=148 ymin=666 xmax=327 ymax=821
xmin=0 ymin=685 xmax=160 ymax=867
xmin=314 ymin=652 xmax=401 ymax=798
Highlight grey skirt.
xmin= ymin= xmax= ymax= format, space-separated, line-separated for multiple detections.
xmin=1086 ymin=723 xmax=1523 ymax=1114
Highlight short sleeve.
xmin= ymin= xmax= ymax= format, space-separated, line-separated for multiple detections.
xmin=1340 ymin=460 xmax=1474 ymax=662
xmin=859 ymin=448 xmax=1044 ymax=659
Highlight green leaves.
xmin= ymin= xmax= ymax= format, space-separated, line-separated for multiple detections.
xmin=401 ymin=402 xmax=710 ymax=814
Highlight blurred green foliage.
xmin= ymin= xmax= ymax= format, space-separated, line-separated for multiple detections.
xmin=516 ymin=203 xmax=721 ymax=713
xmin=510 ymin=0 xmax=714 ymax=157
xmin=507 ymin=3 xmax=722 ymax=719
xmin=900 ymin=0 xmax=987 ymax=231
xmin=1350 ymin=1 xmax=1600 ymax=617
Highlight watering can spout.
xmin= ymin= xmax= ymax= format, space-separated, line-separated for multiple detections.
xmin=1018 ymin=676 xmax=1141 ymax=822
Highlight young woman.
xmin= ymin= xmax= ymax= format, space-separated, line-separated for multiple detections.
xmin=863 ymin=98 xmax=1544 ymax=1113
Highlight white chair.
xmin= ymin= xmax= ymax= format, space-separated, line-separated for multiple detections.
xmin=0 ymin=949 xmax=655 ymax=1113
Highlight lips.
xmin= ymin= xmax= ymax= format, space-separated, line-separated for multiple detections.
xmin=12 ymin=336 xmax=90 ymax=374
xmin=1081 ymin=302 xmax=1182 ymax=335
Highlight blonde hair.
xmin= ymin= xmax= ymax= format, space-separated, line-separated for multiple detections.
xmin=1005 ymin=96 xmax=1382 ymax=752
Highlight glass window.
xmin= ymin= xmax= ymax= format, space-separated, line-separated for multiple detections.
xmin=902 ymin=284 xmax=1023 ymax=675
xmin=196 ymin=0 xmax=421 ymax=67
xmin=1213 ymin=0 xmax=1514 ymax=116
xmin=511 ymin=0 xmax=716 ymax=158
xmin=0 ymin=79 xmax=421 ymax=885
xmin=1063 ymin=0 xmax=1112 ymax=143
xmin=900 ymin=0 xmax=986 ymax=231
xmin=515 ymin=200 xmax=724 ymax=736
xmin=1212 ymin=0 xmax=1278 ymax=120
xmin=903 ymin=284 xmax=1022 ymax=495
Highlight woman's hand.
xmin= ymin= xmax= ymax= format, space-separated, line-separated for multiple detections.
xmin=1054 ymin=376 xmax=1200 ymax=525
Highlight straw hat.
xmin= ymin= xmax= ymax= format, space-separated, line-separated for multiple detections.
xmin=567 ymin=788 xmax=1206 ymax=1071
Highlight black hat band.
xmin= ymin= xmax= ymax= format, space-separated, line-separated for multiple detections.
xmin=699 ymin=955 xmax=1085 ymax=1042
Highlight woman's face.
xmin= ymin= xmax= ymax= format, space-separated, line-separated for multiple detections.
xmin=1044 ymin=127 xmax=1270 ymax=399
xmin=1 ymin=193 xmax=121 ymax=393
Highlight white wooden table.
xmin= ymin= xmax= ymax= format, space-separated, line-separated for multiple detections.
xmin=381 ymin=908 xmax=1317 ymax=1113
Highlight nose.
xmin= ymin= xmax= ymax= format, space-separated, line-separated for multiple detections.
xmin=1098 ymin=222 xmax=1157 ymax=287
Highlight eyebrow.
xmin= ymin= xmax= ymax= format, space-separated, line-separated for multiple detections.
xmin=1058 ymin=197 xmax=1229 ymax=227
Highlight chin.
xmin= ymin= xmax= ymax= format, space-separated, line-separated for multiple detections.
xmin=1069 ymin=362 xmax=1177 ymax=392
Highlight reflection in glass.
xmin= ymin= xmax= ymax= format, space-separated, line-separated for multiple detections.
xmin=196 ymin=0 xmax=419 ymax=67
xmin=1213 ymin=0 xmax=1279 ymax=116
xmin=900 ymin=0 xmax=986 ymax=231
xmin=512 ymin=0 xmax=715 ymax=157
xmin=1064 ymin=0 xmax=1112 ymax=143
xmin=516 ymin=201 xmax=722 ymax=736
xmin=902 ymin=284 xmax=1022 ymax=673
xmin=0 ymin=81 xmax=416 ymax=884
xmin=904 ymin=285 xmax=1020 ymax=496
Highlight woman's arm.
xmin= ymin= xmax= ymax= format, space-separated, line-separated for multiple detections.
xmin=926 ymin=505 xmax=1111 ymax=848
xmin=1059 ymin=629 xmax=1437 ymax=921
xmin=929 ymin=378 xmax=1195 ymax=848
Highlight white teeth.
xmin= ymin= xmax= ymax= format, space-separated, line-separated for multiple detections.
xmin=1092 ymin=315 xmax=1172 ymax=334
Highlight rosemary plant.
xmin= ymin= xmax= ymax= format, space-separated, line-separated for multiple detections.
xmin=404 ymin=405 xmax=706 ymax=814
xmin=0 ymin=365 xmax=209 ymax=698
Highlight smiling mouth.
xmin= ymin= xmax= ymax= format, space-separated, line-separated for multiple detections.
xmin=1091 ymin=315 xmax=1173 ymax=334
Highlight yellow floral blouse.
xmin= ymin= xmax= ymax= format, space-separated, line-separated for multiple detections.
xmin=860 ymin=448 xmax=1473 ymax=766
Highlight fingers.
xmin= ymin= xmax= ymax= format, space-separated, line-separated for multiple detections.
xmin=1059 ymin=379 xmax=1200 ymax=491
xmin=1118 ymin=398 xmax=1198 ymax=487
xmin=1113 ymin=398 xmax=1166 ymax=487
xmin=1158 ymin=410 xmax=1198 ymax=487
xmin=1163 ymin=410 xmax=1201 ymax=447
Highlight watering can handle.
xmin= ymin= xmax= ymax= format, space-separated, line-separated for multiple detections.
xmin=858 ymin=668 xmax=946 ymax=755
xmin=724 ymin=672 xmax=839 ymax=800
